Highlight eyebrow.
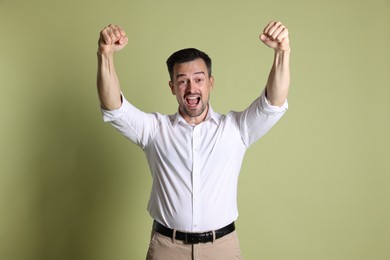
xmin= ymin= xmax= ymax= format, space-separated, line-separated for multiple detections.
xmin=176 ymin=71 xmax=205 ymax=79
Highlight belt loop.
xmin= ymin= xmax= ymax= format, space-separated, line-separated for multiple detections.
xmin=172 ymin=229 xmax=177 ymax=244
xmin=212 ymin=230 xmax=216 ymax=243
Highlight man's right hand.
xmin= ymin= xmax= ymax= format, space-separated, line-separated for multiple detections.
xmin=98 ymin=24 xmax=128 ymax=55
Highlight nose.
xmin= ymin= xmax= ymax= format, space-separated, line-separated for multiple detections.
xmin=186 ymin=80 xmax=196 ymax=92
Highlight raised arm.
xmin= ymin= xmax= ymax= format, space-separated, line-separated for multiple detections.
xmin=97 ymin=24 xmax=129 ymax=110
xmin=260 ymin=21 xmax=290 ymax=107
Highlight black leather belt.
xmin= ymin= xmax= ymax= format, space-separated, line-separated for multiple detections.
xmin=153 ymin=221 xmax=235 ymax=244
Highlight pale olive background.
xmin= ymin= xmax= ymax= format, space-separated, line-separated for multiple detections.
xmin=1 ymin=0 xmax=389 ymax=259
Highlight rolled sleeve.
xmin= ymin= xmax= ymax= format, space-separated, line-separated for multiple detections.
xmin=237 ymin=90 xmax=289 ymax=147
xmin=101 ymin=94 xmax=131 ymax=122
xmin=260 ymin=90 xmax=288 ymax=115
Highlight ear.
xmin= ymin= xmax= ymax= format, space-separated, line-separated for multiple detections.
xmin=169 ymin=81 xmax=175 ymax=95
xmin=209 ymin=76 xmax=215 ymax=90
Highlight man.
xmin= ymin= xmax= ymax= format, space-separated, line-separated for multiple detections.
xmin=97 ymin=21 xmax=290 ymax=260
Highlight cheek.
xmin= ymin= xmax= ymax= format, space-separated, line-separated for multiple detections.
xmin=170 ymin=86 xmax=180 ymax=96
xmin=173 ymin=88 xmax=185 ymax=100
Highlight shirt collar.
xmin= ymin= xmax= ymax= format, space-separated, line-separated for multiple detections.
xmin=171 ymin=104 xmax=222 ymax=127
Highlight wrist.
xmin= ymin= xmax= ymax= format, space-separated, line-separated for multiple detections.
xmin=274 ymin=48 xmax=291 ymax=55
xmin=97 ymin=49 xmax=115 ymax=59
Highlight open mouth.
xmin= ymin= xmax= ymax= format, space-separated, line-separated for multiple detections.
xmin=185 ymin=96 xmax=201 ymax=107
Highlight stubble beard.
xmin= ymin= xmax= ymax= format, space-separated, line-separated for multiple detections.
xmin=183 ymin=102 xmax=207 ymax=118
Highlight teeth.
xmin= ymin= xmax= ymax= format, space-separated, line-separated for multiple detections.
xmin=186 ymin=96 xmax=200 ymax=106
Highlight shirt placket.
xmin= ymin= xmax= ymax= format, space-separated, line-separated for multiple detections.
xmin=191 ymin=125 xmax=202 ymax=231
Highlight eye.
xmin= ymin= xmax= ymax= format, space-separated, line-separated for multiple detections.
xmin=178 ymin=79 xmax=187 ymax=85
xmin=195 ymin=78 xmax=204 ymax=83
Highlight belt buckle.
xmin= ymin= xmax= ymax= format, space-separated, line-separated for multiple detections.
xmin=184 ymin=233 xmax=200 ymax=244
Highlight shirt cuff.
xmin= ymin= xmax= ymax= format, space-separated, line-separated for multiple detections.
xmin=101 ymin=94 xmax=130 ymax=122
xmin=260 ymin=90 xmax=289 ymax=115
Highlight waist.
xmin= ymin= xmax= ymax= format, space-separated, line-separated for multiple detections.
xmin=153 ymin=220 xmax=236 ymax=244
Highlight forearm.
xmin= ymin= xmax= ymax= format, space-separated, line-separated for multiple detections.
xmin=97 ymin=52 xmax=122 ymax=110
xmin=265 ymin=49 xmax=290 ymax=107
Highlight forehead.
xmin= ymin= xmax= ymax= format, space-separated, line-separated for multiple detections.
xmin=173 ymin=58 xmax=208 ymax=77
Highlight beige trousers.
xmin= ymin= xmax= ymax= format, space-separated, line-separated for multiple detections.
xmin=146 ymin=230 xmax=243 ymax=260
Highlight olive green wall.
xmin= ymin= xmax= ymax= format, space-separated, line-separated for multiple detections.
xmin=1 ymin=0 xmax=389 ymax=259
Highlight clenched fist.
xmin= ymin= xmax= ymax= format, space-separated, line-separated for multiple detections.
xmin=260 ymin=21 xmax=290 ymax=52
xmin=98 ymin=24 xmax=128 ymax=55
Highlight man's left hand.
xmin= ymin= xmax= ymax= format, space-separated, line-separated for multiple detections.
xmin=260 ymin=21 xmax=290 ymax=52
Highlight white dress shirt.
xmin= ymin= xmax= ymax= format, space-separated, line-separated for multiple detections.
xmin=102 ymin=90 xmax=288 ymax=232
